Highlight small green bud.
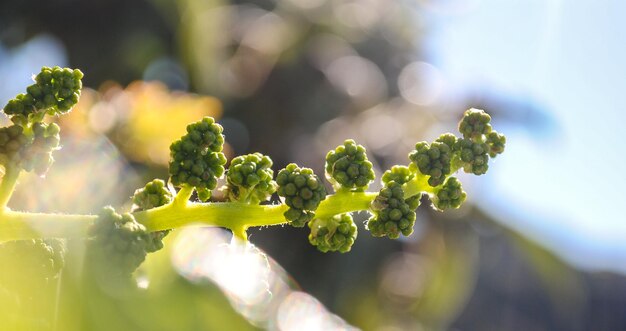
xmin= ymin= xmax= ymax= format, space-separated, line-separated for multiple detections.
xmin=430 ymin=177 xmax=466 ymax=210
xmin=169 ymin=117 xmax=227 ymax=201
xmin=325 ymin=139 xmax=375 ymax=191
xmin=132 ymin=179 xmax=173 ymax=211
xmin=459 ymin=108 xmax=492 ymax=140
xmin=225 ymin=153 xmax=276 ymax=204
xmin=455 ymin=138 xmax=489 ymax=175
xmin=435 ymin=133 xmax=458 ymax=149
xmin=381 ymin=165 xmax=414 ymax=186
xmin=367 ymin=181 xmax=418 ymax=239
xmin=409 ymin=140 xmax=452 ymax=187
xmin=277 ymin=163 xmax=327 ymax=227
xmin=486 ymin=131 xmax=506 ymax=157
xmin=308 ymin=214 xmax=357 ymax=253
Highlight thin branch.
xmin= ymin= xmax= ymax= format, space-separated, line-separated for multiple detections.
xmin=0 ymin=173 xmax=433 ymax=242
xmin=0 ymin=166 xmax=21 ymax=210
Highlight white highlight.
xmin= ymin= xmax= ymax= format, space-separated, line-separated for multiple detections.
xmin=171 ymin=227 xmax=359 ymax=330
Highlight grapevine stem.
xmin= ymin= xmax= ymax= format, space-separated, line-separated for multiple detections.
xmin=0 ymin=176 xmax=434 ymax=242
xmin=231 ymin=225 xmax=248 ymax=242
xmin=173 ymin=185 xmax=194 ymax=207
xmin=402 ymin=174 xmax=435 ymax=197
xmin=0 ymin=166 xmax=21 ymax=211
xmin=0 ymin=211 xmax=97 ymax=241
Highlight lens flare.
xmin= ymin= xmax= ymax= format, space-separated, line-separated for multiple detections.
xmin=398 ymin=62 xmax=444 ymax=106
xmin=324 ymin=56 xmax=387 ymax=106
xmin=172 ymin=227 xmax=358 ymax=329
xmin=277 ymin=291 xmax=358 ymax=331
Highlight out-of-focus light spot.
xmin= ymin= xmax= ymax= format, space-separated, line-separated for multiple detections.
xmin=277 ymin=292 xmax=358 ymax=331
xmin=66 ymin=81 xmax=222 ymax=165
xmin=398 ymin=62 xmax=445 ymax=106
xmin=143 ymin=57 xmax=189 ymax=91
xmin=172 ymin=227 xmax=358 ymax=329
xmin=216 ymin=243 xmax=271 ymax=305
xmin=242 ymin=13 xmax=296 ymax=56
xmin=360 ymin=113 xmax=404 ymax=152
xmin=13 ymin=135 xmax=138 ymax=214
xmin=173 ymin=228 xmax=271 ymax=307
xmin=230 ymin=5 xmax=268 ymax=43
xmin=325 ymin=56 xmax=387 ymax=106
xmin=136 ymin=275 xmax=150 ymax=289
xmin=333 ymin=0 xmax=382 ymax=30
xmin=380 ymin=253 xmax=428 ymax=300
xmin=307 ymin=35 xmax=357 ymax=70
xmin=335 ymin=3 xmax=375 ymax=28
xmin=172 ymin=228 xmax=281 ymax=327
xmin=417 ymin=0 xmax=481 ymax=15
xmin=286 ymin=0 xmax=326 ymax=10
xmin=88 ymin=102 xmax=117 ymax=133
xmin=219 ymin=50 xmax=269 ymax=97
xmin=377 ymin=326 xmax=417 ymax=331
xmin=315 ymin=117 xmax=360 ymax=152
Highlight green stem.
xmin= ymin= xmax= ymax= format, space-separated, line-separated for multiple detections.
xmin=0 ymin=210 xmax=96 ymax=241
xmin=173 ymin=185 xmax=194 ymax=207
xmin=231 ymin=225 xmax=248 ymax=242
xmin=402 ymin=173 xmax=435 ymax=197
xmin=0 ymin=180 xmax=428 ymax=242
xmin=133 ymin=191 xmax=378 ymax=232
xmin=0 ymin=166 xmax=21 ymax=211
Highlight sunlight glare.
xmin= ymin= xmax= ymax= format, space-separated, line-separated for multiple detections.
xmin=172 ymin=227 xmax=358 ymax=329
xmin=277 ymin=291 xmax=358 ymax=331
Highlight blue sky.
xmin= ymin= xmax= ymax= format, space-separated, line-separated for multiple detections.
xmin=427 ymin=0 xmax=626 ymax=272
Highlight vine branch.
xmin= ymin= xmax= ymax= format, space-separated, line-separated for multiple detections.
xmin=0 ymin=186 xmax=404 ymax=242
xmin=0 ymin=166 xmax=21 ymax=210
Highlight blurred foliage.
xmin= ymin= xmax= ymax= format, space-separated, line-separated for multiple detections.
xmin=62 ymin=81 xmax=223 ymax=165
xmin=1 ymin=0 xmax=622 ymax=330
xmin=0 ymin=232 xmax=260 ymax=331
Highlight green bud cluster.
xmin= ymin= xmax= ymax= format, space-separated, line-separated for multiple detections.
xmin=382 ymin=165 xmax=413 ymax=186
xmin=454 ymin=109 xmax=505 ymax=175
xmin=0 ymin=122 xmax=60 ymax=175
xmin=407 ymin=109 xmax=506 ymax=188
xmin=458 ymin=108 xmax=492 ymax=140
xmin=0 ymin=69 xmax=511 ymax=295
xmin=436 ymin=133 xmax=458 ymax=149
xmin=276 ymin=163 xmax=327 ymax=227
xmin=325 ymin=139 xmax=375 ymax=191
xmin=368 ymin=166 xmax=421 ymax=238
xmin=225 ymin=153 xmax=276 ymax=204
xmin=456 ymin=138 xmax=489 ymax=175
xmin=431 ymin=177 xmax=466 ymax=210
xmin=0 ymin=239 xmax=65 ymax=290
xmin=87 ymin=207 xmax=150 ymax=277
xmin=21 ymin=122 xmax=61 ymax=175
xmin=308 ymin=214 xmax=357 ymax=253
xmin=0 ymin=66 xmax=81 ymax=178
xmin=3 ymin=66 xmax=83 ymax=126
xmin=409 ymin=140 xmax=453 ymax=187
xmin=0 ymin=125 xmax=29 ymax=167
xmin=486 ymin=131 xmax=506 ymax=157
xmin=367 ymin=181 xmax=419 ymax=239
xmin=132 ymin=179 xmax=173 ymax=252
xmin=382 ymin=165 xmax=421 ymax=209
xmin=169 ymin=117 xmax=227 ymax=201
xmin=132 ymin=179 xmax=173 ymax=211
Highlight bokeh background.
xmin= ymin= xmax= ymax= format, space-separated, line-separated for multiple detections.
xmin=1 ymin=0 xmax=625 ymax=330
